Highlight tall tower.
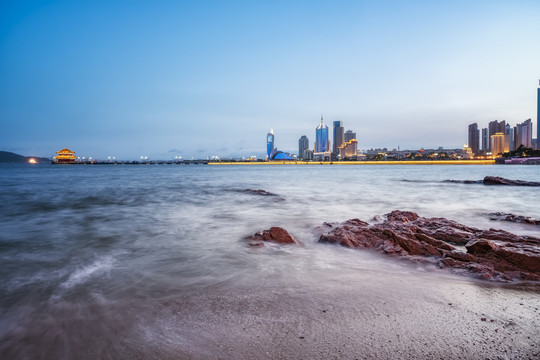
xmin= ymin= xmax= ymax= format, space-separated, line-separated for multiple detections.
xmin=315 ymin=116 xmax=329 ymax=153
xmin=481 ymin=128 xmax=488 ymax=152
xmin=515 ymin=119 xmax=533 ymax=148
xmin=537 ymin=80 xmax=540 ymax=149
xmin=468 ymin=123 xmax=480 ymax=155
xmin=266 ymin=127 xmax=274 ymax=160
xmin=298 ymin=135 xmax=309 ymax=159
xmin=332 ymin=121 xmax=344 ymax=157
xmin=488 ymin=120 xmax=506 ymax=152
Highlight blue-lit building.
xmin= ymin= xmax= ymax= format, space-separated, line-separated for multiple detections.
xmin=314 ymin=116 xmax=331 ymax=160
xmin=266 ymin=127 xmax=292 ymax=160
xmin=315 ymin=116 xmax=329 ymax=152
xmin=266 ymin=128 xmax=274 ymax=159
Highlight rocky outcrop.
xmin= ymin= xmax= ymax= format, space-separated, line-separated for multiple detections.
xmin=488 ymin=212 xmax=540 ymax=226
xmin=483 ymin=176 xmax=540 ymax=186
xmin=234 ymin=189 xmax=280 ymax=196
xmin=245 ymin=227 xmax=299 ymax=247
xmin=319 ymin=210 xmax=540 ymax=282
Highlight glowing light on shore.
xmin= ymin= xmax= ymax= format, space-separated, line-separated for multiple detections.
xmin=28 ymin=158 xmax=37 ymax=164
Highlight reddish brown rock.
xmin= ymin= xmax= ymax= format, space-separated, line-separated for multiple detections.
xmin=319 ymin=210 xmax=540 ymax=282
xmin=488 ymin=212 xmax=540 ymax=226
xmin=483 ymin=176 xmax=540 ymax=186
xmin=245 ymin=227 xmax=299 ymax=247
xmin=465 ymin=240 xmax=499 ymax=255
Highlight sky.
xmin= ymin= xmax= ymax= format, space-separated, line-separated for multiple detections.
xmin=1 ymin=0 xmax=539 ymax=159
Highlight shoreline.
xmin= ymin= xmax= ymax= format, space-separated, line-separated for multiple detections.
xmin=210 ymin=160 xmax=496 ymax=165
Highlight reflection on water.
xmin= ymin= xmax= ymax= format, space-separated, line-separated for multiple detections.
xmin=0 ymin=164 xmax=539 ymax=358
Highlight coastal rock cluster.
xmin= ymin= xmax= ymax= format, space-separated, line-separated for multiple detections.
xmin=246 ymin=210 xmax=540 ymax=282
xmin=318 ymin=211 xmax=540 ymax=282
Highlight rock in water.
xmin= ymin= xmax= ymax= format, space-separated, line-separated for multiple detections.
xmin=245 ymin=227 xmax=299 ymax=247
xmin=319 ymin=210 xmax=540 ymax=282
xmin=483 ymin=176 xmax=540 ymax=186
xmin=488 ymin=212 xmax=540 ymax=226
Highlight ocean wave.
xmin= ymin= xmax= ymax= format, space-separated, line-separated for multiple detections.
xmin=60 ymin=256 xmax=115 ymax=289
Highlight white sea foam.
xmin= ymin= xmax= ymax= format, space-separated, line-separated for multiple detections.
xmin=60 ymin=256 xmax=115 ymax=289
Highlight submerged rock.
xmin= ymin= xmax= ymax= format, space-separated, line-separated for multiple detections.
xmin=234 ymin=188 xmax=281 ymax=196
xmin=443 ymin=179 xmax=483 ymax=184
xmin=488 ymin=212 xmax=540 ymax=226
xmin=319 ymin=210 xmax=540 ymax=282
xmin=483 ymin=176 xmax=540 ymax=186
xmin=245 ymin=227 xmax=299 ymax=247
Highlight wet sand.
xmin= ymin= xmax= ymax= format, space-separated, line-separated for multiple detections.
xmin=4 ymin=263 xmax=538 ymax=359
xmin=141 ymin=276 xmax=539 ymax=359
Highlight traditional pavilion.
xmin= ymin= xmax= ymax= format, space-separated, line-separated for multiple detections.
xmin=53 ymin=147 xmax=76 ymax=164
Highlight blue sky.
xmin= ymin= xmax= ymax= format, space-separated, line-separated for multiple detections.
xmin=1 ymin=0 xmax=539 ymax=159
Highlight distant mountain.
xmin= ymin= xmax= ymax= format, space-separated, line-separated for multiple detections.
xmin=0 ymin=151 xmax=50 ymax=163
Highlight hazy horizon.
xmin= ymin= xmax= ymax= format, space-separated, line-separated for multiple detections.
xmin=1 ymin=0 xmax=539 ymax=159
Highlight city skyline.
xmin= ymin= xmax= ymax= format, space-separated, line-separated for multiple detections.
xmin=1 ymin=1 xmax=540 ymax=159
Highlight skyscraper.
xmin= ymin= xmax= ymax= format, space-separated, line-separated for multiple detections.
xmin=481 ymin=128 xmax=488 ymax=153
xmin=505 ymin=124 xmax=515 ymax=151
xmin=515 ymin=119 xmax=533 ymax=148
xmin=491 ymin=132 xmax=509 ymax=157
xmin=468 ymin=123 xmax=479 ymax=155
xmin=332 ymin=121 xmax=344 ymax=156
xmin=314 ymin=116 xmax=331 ymax=160
xmin=488 ymin=120 xmax=506 ymax=152
xmin=344 ymin=130 xmax=356 ymax=142
xmin=315 ymin=116 xmax=329 ymax=153
xmin=266 ymin=128 xmax=274 ymax=160
xmin=537 ymin=80 xmax=539 ymax=149
xmin=298 ymin=135 xmax=309 ymax=159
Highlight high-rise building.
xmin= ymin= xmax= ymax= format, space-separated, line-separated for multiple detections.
xmin=515 ymin=119 xmax=533 ymax=149
xmin=298 ymin=135 xmax=309 ymax=159
xmin=315 ymin=116 xmax=330 ymax=153
xmin=491 ymin=132 xmax=509 ymax=157
xmin=344 ymin=130 xmax=356 ymax=142
xmin=481 ymin=128 xmax=488 ymax=152
xmin=468 ymin=123 xmax=480 ymax=155
xmin=505 ymin=124 xmax=515 ymax=151
xmin=488 ymin=120 xmax=506 ymax=152
xmin=314 ymin=116 xmax=331 ymax=160
xmin=537 ymin=81 xmax=540 ymax=149
xmin=332 ymin=121 xmax=344 ymax=156
xmin=266 ymin=128 xmax=274 ymax=160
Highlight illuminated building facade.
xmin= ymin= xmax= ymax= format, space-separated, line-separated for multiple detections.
xmin=53 ymin=147 xmax=76 ymax=164
xmin=491 ymin=132 xmax=509 ymax=157
xmin=338 ymin=139 xmax=358 ymax=159
xmin=487 ymin=120 xmax=506 ymax=152
xmin=314 ymin=116 xmax=331 ymax=160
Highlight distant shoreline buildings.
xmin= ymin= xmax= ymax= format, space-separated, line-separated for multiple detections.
xmin=466 ymin=81 xmax=539 ymax=158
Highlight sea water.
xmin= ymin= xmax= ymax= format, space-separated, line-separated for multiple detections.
xmin=0 ymin=164 xmax=539 ymax=358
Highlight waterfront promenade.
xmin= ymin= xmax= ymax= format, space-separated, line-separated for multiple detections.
xmin=210 ymin=160 xmax=496 ymax=165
